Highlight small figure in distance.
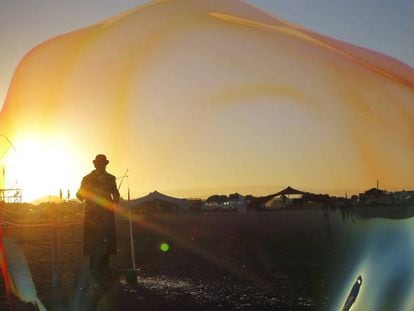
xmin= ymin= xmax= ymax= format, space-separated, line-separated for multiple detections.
xmin=342 ymin=275 xmax=362 ymax=311
xmin=77 ymin=154 xmax=120 ymax=286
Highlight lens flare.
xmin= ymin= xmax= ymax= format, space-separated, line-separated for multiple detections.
xmin=160 ymin=242 xmax=170 ymax=252
xmin=333 ymin=218 xmax=414 ymax=311
xmin=1 ymin=237 xmax=46 ymax=310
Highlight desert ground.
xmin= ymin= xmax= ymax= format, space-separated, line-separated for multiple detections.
xmin=2 ymin=204 xmax=357 ymax=310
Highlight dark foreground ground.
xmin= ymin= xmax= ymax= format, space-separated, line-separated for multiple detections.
xmin=2 ymin=207 xmax=356 ymax=310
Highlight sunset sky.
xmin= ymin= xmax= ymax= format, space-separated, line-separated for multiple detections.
xmin=1 ymin=0 xmax=414 ymax=202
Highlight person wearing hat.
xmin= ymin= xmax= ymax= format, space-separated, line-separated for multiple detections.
xmin=77 ymin=154 xmax=120 ymax=284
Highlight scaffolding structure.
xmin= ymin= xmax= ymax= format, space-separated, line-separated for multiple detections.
xmin=1 ymin=135 xmax=22 ymax=203
xmin=0 ymin=188 xmax=22 ymax=203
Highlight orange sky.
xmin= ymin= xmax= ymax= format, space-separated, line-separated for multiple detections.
xmin=1 ymin=0 xmax=414 ymax=202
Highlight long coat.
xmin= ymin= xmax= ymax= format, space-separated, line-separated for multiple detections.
xmin=77 ymin=170 xmax=120 ymax=255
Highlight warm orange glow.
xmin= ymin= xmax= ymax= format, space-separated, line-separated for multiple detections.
xmin=3 ymin=133 xmax=87 ymax=202
xmin=1 ymin=0 xmax=414 ymax=201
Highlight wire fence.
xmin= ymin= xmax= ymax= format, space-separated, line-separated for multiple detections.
xmin=0 ymin=204 xmax=84 ymax=227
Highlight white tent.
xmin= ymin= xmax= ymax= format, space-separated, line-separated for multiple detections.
xmin=124 ymin=190 xmax=189 ymax=212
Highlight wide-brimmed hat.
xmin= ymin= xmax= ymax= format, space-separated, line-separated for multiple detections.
xmin=93 ymin=154 xmax=109 ymax=165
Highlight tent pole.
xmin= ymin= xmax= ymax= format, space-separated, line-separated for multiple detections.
xmin=128 ymin=185 xmax=136 ymax=271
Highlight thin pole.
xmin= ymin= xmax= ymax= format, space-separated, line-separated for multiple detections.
xmin=118 ymin=169 xmax=129 ymax=191
xmin=0 ymin=135 xmax=16 ymax=160
xmin=1 ymin=166 xmax=4 ymax=194
xmin=376 ymin=179 xmax=379 ymax=198
xmin=128 ymin=184 xmax=136 ymax=271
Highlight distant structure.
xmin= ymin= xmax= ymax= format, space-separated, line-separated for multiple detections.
xmin=264 ymin=186 xmax=308 ymax=209
xmin=0 ymin=189 xmax=22 ymax=204
xmin=124 ymin=190 xmax=190 ymax=213
xmin=202 ymin=193 xmax=247 ymax=212
xmin=358 ymin=187 xmax=391 ymax=204
xmin=0 ymin=135 xmax=22 ymax=203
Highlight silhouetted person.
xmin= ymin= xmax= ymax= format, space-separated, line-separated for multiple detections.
xmin=342 ymin=275 xmax=362 ymax=311
xmin=77 ymin=154 xmax=120 ymax=285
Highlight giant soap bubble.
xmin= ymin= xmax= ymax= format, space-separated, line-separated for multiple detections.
xmin=1 ymin=0 xmax=414 ymax=200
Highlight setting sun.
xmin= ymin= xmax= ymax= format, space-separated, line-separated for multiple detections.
xmin=3 ymin=133 xmax=86 ymax=202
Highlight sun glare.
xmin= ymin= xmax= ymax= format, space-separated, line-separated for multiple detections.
xmin=3 ymin=134 xmax=84 ymax=202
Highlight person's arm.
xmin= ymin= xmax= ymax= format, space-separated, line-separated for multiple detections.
xmin=76 ymin=177 xmax=87 ymax=201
